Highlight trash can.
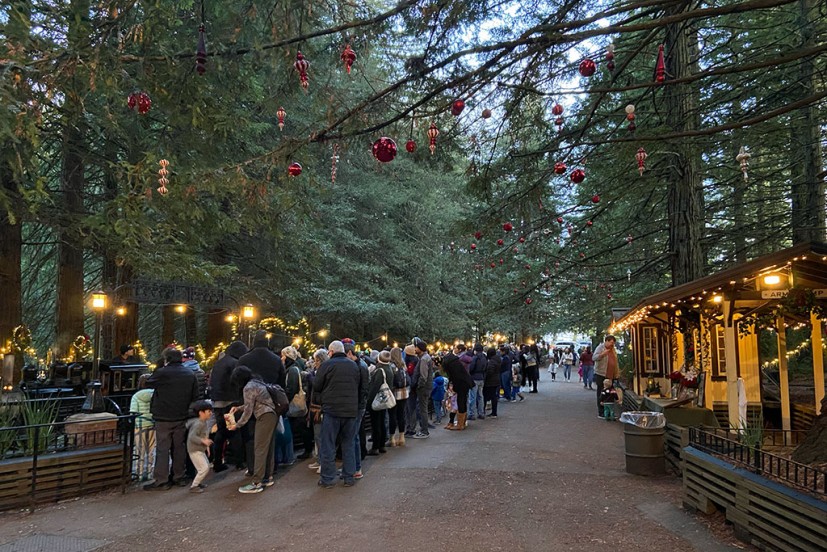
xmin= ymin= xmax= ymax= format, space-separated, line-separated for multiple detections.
xmin=620 ymin=411 xmax=666 ymax=475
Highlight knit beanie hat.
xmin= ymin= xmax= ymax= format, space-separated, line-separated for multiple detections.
xmin=414 ymin=337 xmax=427 ymax=352
xmin=378 ymin=350 xmax=391 ymax=364
xmin=281 ymin=346 xmax=298 ymax=360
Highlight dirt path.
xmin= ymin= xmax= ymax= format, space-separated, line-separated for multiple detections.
xmin=0 ymin=379 xmax=750 ymax=552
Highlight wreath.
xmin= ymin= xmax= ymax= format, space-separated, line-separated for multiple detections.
xmin=10 ymin=325 xmax=32 ymax=354
xmin=71 ymin=334 xmax=93 ymax=360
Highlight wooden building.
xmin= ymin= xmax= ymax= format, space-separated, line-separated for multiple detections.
xmin=610 ymin=242 xmax=827 ymax=431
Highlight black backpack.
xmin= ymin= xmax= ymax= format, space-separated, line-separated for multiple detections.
xmin=261 ymin=381 xmax=289 ymax=416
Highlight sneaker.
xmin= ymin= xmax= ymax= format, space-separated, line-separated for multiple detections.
xmin=316 ymin=467 xmax=321 ymax=474
xmin=598 ymin=415 xmax=606 ymax=419
xmin=172 ymin=478 xmax=191 ymax=487
xmin=490 ymin=415 xmax=498 ymax=418
xmin=343 ymin=480 xmax=355 ymax=487
xmin=412 ymin=432 xmax=429 ymax=439
xmin=510 ymin=399 xmax=517 ymax=403
xmin=238 ymin=483 xmax=264 ymax=494
xmin=244 ymin=470 xmax=253 ymax=477
xmin=262 ymin=478 xmax=275 ymax=487
xmin=317 ymin=480 xmax=335 ymax=489
xmin=189 ymin=486 xmax=205 ymax=493
xmin=308 ymin=462 xmax=320 ymax=470
xmin=143 ymin=482 xmax=171 ymax=491
xmin=354 ymin=470 xmax=364 ymax=480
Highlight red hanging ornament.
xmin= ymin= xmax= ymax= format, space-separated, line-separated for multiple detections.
xmin=518 ymin=236 xmax=526 ymax=243
xmin=524 ymin=263 xmax=531 ymax=270
xmin=341 ymin=44 xmax=356 ymax=74
xmin=372 ymin=137 xmax=397 ymax=163
xmin=607 ymin=293 xmax=613 ymax=300
xmin=157 ymin=159 xmax=170 ymax=195
xmin=655 ymin=44 xmax=666 ymax=83
xmin=497 ymin=239 xmax=504 ymax=246
xmin=513 ymin=247 xmax=519 ymax=253
xmin=451 ymin=99 xmax=465 ymax=116
xmin=490 ymin=262 xmax=496 ymax=269
xmin=525 ymin=297 xmax=533 ymax=305
xmin=586 ymin=220 xmax=593 ymax=227
xmin=128 ymin=92 xmax=151 ymax=114
xmin=470 ymin=243 xmax=477 ymax=251
xmin=556 ymin=217 xmax=563 ymax=224
xmin=625 ymin=104 xmax=636 ymax=132
xmin=276 ymin=106 xmax=286 ymax=131
xmin=606 ymin=44 xmax=615 ymax=72
xmin=288 ymin=162 xmax=302 ymax=176
xmin=502 ymin=222 xmax=513 ymax=232
xmin=405 ymin=139 xmax=416 ymax=153
xmin=474 ymin=231 xmax=483 ymax=240
xmin=499 ymin=258 xmax=504 ymax=265
xmin=427 ymin=123 xmax=439 ymax=155
xmin=554 ymin=162 xmax=567 ymax=175
xmin=636 ymin=147 xmax=648 ymax=176
xmin=294 ymin=51 xmax=310 ymax=90
xmin=552 ymin=104 xmax=563 ymax=116
xmin=570 ymin=168 xmax=585 ymax=184
xmin=591 ymin=194 xmax=600 ymax=203
xmin=481 ymin=108 xmax=492 ymax=119
xmin=579 ymin=58 xmax=596 ymax=77
xmin=195 ymin=25 xmax=207 ymax=75
xmin=626 ymin=235 xmax=634 ymax=243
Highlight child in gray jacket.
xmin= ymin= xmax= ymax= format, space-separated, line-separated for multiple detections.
xmin=186 ymin=401 xmax=214 ymax=493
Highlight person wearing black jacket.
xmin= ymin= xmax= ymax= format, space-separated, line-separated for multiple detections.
xmin=314 ymin=340 xmax=368 ymax=487
xmin=483 ymin=348 xmax=502 ymax=418
xmin=442 ymin=345 xmax=475 ymax=430
xmin=467 ymin=344 xmax=487 ymax=420
xmin=144 ymin=347 xmax=198 ymax=490
xmin=499 ymin=345 xmax=513 ymax=404
xmin=238 ymin=330 xmax=286 ymax=387
xmin=209 ymin=340 xmax=248 ymax=472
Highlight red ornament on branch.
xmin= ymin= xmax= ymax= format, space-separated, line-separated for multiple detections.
xmin=451 ymin=99 xmax=465 ymax=116
xmin=276 ymin=106 xmax=286 ymax=131
xmin=556 ymin=217 xmax=564 ymax=224
xmin=586 ymin=220 xmax=593 ymax=227
xmin=496 ymin=239 xmax=504 ymax=246
xmin=372 ymin=137 xmax=397 ymax=163
xmin=481 ymin=108 xmax=492 ymax=119
xmin=625 ymin=104 xmax=636 ymax=132
xmin=554 ymin=162 xmax=566 ymax=175
xmin=427 ymin=123 xmax=439 ymax=155
xmin=341 ymin=44 xmax=356 ymax=74
xmin=195 ymin=25 xmax=207 ymax=75
xmin=502 ymin=222 xmax=513 ymax=232
xmin=405 ymin=140 xmax=416 ymax=153
xmin=525 ymin=297 xmax=533 ymax=305
xmin=579 ymin=58 xmax=596 ymax=77
xmin=294 ymin=51 xmax=310 ymax=90
xmin=470 ymin=243 xmax=477 ymax=251
xmin=570 ymin=168 xmax=585 ymax=184
xmin=518 ymin=236 xmax=526 ymax=243
xmin=552 ymin=104 xmax=563 ymax=116
xmin=474 ymin=231 xmax=483 ymax=240
xmin=606 ymin=44 xmax=615 ymax=72
xmin=591 ymin=194 xmax=600 ymax=203
xmin=288 ymin=162 xmax=302 ymax=176
xmin=127 ymin=92 xmax=151 ymax=114
xmin=635 ymin=147 xmax=648 ymax=176
xmin=655 ymin=44 xmax=666 ymax=83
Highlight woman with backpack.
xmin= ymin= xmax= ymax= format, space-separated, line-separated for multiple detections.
xmin=388 ymin=347 xmax=409 ymax=446
xmin=229 ymin=365 xmax=278 ymax=494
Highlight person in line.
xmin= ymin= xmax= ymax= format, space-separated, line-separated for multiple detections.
xmin=344 ymin=341 xmax=369 ymax=478
xmin=593 ymin=335 xmax=620 ymax=419
xmin=143 ymin=347 xmax=199 ymax=490
xmin=599 ymin=379 xmax=619 ymax=421
xmin=112 ymin=344 xmax=136 ymax=364
xmin=130 ymin=374 xmax=154 ymax=481
xmin=208 ymin=340 xmax=248 ymax=472
xmin=306 ymin=348 xmax=328 ymax=472
xmin=441 ymin=344 xmax=475 ymax=430
xmin=483 ymin=347 xmax=501 ymax=418
xmin=579 ymin=346 xmax=594 ymax=390
xmin=403 ymin=344 xmax=420 ymax=438
xmin=182 ymin=347 xmax=207 ymax=399
xmin=413 ymin=338 xmax=434 ymax=438
xmin=431 ymin=370 xmax=446 ymax=424
xmin=314 ymin=340 xmax=367 ymax=488
xmin=186 ymin=400 xmax=214 ymax=493
xmin=239 ymin=330 xmax=286 ymax=387
xmin=229 ymin=365 xmax=278 ymax=493
xmin=511 ymin=361 xmax=526 ymax=402
xmin=367 ymin=350 xmax=394 ymax=455
xmin=499 ymin=345 xmax=513 ymax=404
xmin=443 ymin=382 xmax=458 ymax=428
xmin=388 ymin=347 xmax=409 ymax=446
xmin=468 ymin=343 xmax=487 ymax=420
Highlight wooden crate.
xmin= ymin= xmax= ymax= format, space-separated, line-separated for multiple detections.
xmin=0 ymin=445 xmax=127 ymax=511
xmin=683 ymin=447 xmax=827 ymax=552
xmin=664 ymin=423 xmax=688 ymax=475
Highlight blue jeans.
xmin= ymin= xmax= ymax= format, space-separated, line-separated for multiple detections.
xmin=468 ymin=380 xmax=485 ymax=418
xmin=500 ymin=372 xmax=512 ymax=401
xmin=432 ymin=399 xmax=443 ymax=422
xmin=563 ymin=364 xmax=572 ymax=380
xmin=582 ymin=365 xmax=594 ymax=387
xmin=319 ymin=412 xmax=359 ymax=485
xmin=511 ymin=384 xmax=520 ymax=400
xmin=352 ymin=409 xmax=365 ymax=472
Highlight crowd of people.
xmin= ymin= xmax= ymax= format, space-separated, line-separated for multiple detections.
xmin=129 ymin=332 xmax=577 ymax=494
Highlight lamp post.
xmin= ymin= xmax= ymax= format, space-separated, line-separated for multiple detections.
xmin=242 ymin=304 xmax=256 ymax=346
xmin=82 ymin=291 xmax=107 ymax=413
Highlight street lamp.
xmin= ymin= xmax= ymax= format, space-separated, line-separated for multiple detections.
xmin=82 ymin=291 xmax=107 ymax=413
xmin=241 ymin=304 xmax=256 ymax=346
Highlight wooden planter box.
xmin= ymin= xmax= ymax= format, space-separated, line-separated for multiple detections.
xmin=682 ymin=447 xmax=827 ymax=552
xmin=0 ymin=445 xmax=128 ymax=511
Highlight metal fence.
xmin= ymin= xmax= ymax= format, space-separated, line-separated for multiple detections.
xmin=688 ymin=427 xmax=826 ymax=497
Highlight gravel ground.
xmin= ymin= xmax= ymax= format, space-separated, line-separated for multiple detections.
xmin=0 ymin=379 xmax=753 ymax=551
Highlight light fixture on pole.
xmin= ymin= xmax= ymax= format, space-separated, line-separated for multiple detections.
xmin=82 ymin=291 xmax=107 ymax=413
xmin=241 ymin=304 xmax=256 ymax=346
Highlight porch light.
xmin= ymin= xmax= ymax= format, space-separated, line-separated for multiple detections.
xmin=242 ymin=304 xmax=256 ymax=319
xmin=91 ymin=291 xmax=107 ymax=310
xmin=175 ymin=304 xmax=187 ymax=314
xmin=115 ymin=306 xmax=127 ymax=316
xmin=763 ymin=274 xmax=781 ymax=286
xmin=225 ymin=314 xmax=236 ymax=322
xmin=712 ymin=295 xmax=723 ymax=304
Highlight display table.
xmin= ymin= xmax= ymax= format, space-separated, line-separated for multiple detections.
xmin=641 ymin=396 xmax=719 ymax=427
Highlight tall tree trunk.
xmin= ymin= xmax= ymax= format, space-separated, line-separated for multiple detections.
xmin=55 ymin=0 xmax=91 ymax=355
xmin=206 ymin=308 xmax=226 ymax=351
xmin=185 ymin=307 xmax=197 ymax=347
xmin=665 ymin=9 xmax=706 ymax=286
xmin=0 ymin=168 xmax=22 ymax=354
xmin=114 ymin=265 xmax=138 ymax=352
xmin=790 ymin=0 xmax=825 ymax=244
xmin=161 ymin=305 xmax=176 ymax=347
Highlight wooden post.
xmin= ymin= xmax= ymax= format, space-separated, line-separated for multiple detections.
xmin=723 ymin=301 xmax=740 ymax=429
xmin=776 ymin=317 xmax=791 ymax=433
xmin=812 ymin=311 xmax=825 ymax=415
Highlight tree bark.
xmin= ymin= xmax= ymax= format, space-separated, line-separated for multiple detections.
xmin=185 ymin=307 xmax=197 ymax=347
xmin=665 ymin=7 xmax=706 ymax=286
xmin=206 ymin=308 xmax=227 ymax=351
xmin=0 ymin=168 xmax=22 ymax=353
xmin=790 ymin=0 xmax=825 ymax=244
xmin=161 ymin=305 xmax=176 ymax=347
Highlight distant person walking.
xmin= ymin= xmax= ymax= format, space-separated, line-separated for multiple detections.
xmin=593 ymin=336 xmax=620 ymax=418
xmin=579 ymin=346 xmax=594 ymax=390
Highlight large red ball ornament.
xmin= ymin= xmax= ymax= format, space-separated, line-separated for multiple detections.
xmin=525 ymin=297 xmax=533 ymax=305
xmin=288 ymin=162 xmax=302 ymax=176
xmin=451 ymin=99 xmax=465 ymax=116
xmin=372 ymin=137 xmax=397 ymax=163
xmin=470 ymin=243 xmax=477 ymax=250
xmin=128 ymin=92 xmax=152 ymax=114
xmin=554 ymin=162 xmax=567 ymax=175
xmin=579 ymin=58 xmax=597 ymax=77
xmin=591 ymin=194 xmax=600 ymax=203
xmin=405 ymin=140 xmax=416 ymax=153
xmin=490 ymin=262 xmax=496 ymax=268
xmin=557 ymin=217 xmax=564 ymax=224
xmin=518 ymin=236 xmax=526 ymax=243
xmin=474 ymin=231 xmax=483 ymax=239
xmin=552 ymin=104 xmax=563 ymax=116
xmin=502 ymin=222 xmax=513 ymax=232
xmin=497 ymin=239 xmax=504 ymax=246
xmin=570 ymin=169 xmax=585 ymax=184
